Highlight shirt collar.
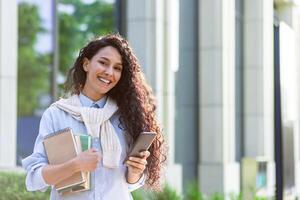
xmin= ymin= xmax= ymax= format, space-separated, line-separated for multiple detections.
xmin=79 ymin=93 xmax=107 ymax=108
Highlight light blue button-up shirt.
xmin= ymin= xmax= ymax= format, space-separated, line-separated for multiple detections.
xmin=22 ymin=93 xmax=145 ymax=200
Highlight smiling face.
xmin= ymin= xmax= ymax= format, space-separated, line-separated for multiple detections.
xmin=82 ymin=46 xmax=123 ymax=101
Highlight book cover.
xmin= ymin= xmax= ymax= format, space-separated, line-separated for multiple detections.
xmin=43 ymin=128 xmax=85 ymax=191
xmin=58 ymin=134 xmax=92 ymax=195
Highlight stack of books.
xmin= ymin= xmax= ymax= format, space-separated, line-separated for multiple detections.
xmin=43 ymin=128 xmax=92 ymax=196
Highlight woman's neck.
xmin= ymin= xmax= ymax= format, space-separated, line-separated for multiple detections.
xmin=81 ymin=89 xmax=105 ymax=102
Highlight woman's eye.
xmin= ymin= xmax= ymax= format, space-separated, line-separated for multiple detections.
xmin=99 ymin=61 xmax=106 ymax=65
xmin=115 ymin=67 xmax=122 ymax=71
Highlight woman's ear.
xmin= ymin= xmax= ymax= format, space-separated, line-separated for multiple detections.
xmin=83 ymin=58 xmax=89 ymax=72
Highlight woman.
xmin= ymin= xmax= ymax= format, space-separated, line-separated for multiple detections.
xmin=22 ymin=34 xmax=166 ymax=200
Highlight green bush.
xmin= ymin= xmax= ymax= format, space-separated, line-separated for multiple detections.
xmin=132 ymin=185 xmax=181 ymax=200
xmin=0 ymin=171 xmax=271 ymax=200
xmin=185 ymin=181 xmax=204 ymax=200
xmin=132 ymin=182 xmax=271 ymax=200
xmin=150 ymin=185 xmax=182 ymax=200
xmin=132 ymin=189 xmax=145 ymax=200
xmin=209 ymin=193 xmax=224 ymax=200
xmin=0 ymin=171 xmax=50 ymax=200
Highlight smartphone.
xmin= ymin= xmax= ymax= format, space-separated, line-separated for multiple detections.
xmin=124 ymin=132 xmax=157 ymax=163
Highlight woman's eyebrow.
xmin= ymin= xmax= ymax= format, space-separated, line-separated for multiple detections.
xmin=99 ymin=57 xmax=109 ymax=61
xmin=99 ymin=56 xmax=122 ymax=66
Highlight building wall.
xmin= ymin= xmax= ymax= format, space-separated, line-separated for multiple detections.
xmin=198 ymin=0 xmax=240 ymax=195
xmin=0 ymin=0 xmax=17 ymax=168
xmin=174 ymin=0 xmax=199 ymax=186
xmin=243 ymin=0 xmax=275 ymax=195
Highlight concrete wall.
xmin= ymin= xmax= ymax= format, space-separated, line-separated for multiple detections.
xmin=0 ymin=0 xmax=17 ymax=168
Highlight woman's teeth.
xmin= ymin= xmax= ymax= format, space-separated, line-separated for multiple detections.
xmin=98 ymin=77 xmax=110 ymax=84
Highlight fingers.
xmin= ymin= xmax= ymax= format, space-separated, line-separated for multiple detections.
xmin=125 ymin=150 xmax=150 ymax=172
xmin=79 ymin=149 xmax=101 ymax=163
xmin=126 ymin=160 xmax=146 ymax=170
xmin=125 ymin=156 xmax=148 ymax=173
xmin=128 ymin=157 xmax=147 ymax=165
xmin=89 ymin=148 xmax=99 ymax=154
xmin=90 ymin=148 xmax=98 ymax=152
xmin=86 ymin=149 xmax=102 ymax=160
xmin=139 ymin=150 xmax=150 ymax=159
xmin=126 ymin=161 xmax=146 ymax=174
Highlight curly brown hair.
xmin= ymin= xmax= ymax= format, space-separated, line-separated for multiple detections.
xmin=64 ymin=33 xmax=167 ymax=190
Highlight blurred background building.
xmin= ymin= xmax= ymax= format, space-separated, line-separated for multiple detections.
xmin=1 ymin=0 xmax=300 ymax=198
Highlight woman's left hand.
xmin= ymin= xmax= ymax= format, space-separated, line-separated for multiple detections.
xmin=125 ymin=150 xmax=150 ymax=181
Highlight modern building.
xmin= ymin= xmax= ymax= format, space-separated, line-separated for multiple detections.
xmin=122 ymin=0 xmax=300 ymax=198
xmin=1 ymin=0 xmax=300 ymax=198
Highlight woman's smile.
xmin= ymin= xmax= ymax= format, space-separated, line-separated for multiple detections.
xmin=98 ymin=77 xmax=111 ymax=85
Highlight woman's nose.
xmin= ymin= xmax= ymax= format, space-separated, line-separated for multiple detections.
xmin=104 ymin=66 xmax=113 ymax=76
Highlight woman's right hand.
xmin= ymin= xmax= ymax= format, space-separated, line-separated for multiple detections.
xmin=42 ymin=148 xmax=101 ymax=185
xmin=74 ymin=148 xmax=101 ymax=172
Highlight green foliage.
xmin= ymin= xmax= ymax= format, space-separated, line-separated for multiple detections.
xmin=0 ymin=171 xmax=50 ymax=200
xmin=132 ymin=189 xmax=145 ymax=200
xmin=229 ymin=192 xmax=242 ymax=200
xmin=18 ymin=3 xmax=42 ymax=47
xmin=185 ymin=181 xmax=204 ymax=200
xmin=150 ymin=185 xmax=182 ymax=200
xmin=209 ymin=193 xmax=224 ymax=200
xmin=18 ymin=3 xmax=50 ymax=116
xmin=253 ymin=197 xmax=267 ymax=200
xmin=132 ymin=185 xmax=182 ymax=200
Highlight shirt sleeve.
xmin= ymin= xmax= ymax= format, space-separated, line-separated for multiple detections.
xmin=22 ymin=109 xmax=54 ymax=192
xmin=127 ymin=173 xmax=146 ymax=192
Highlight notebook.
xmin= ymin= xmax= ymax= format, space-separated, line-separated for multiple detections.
xmin=43 ymin=128 xmax=85 ymax=191
xmin=58 ymin=134 xmax=92 ymax=195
